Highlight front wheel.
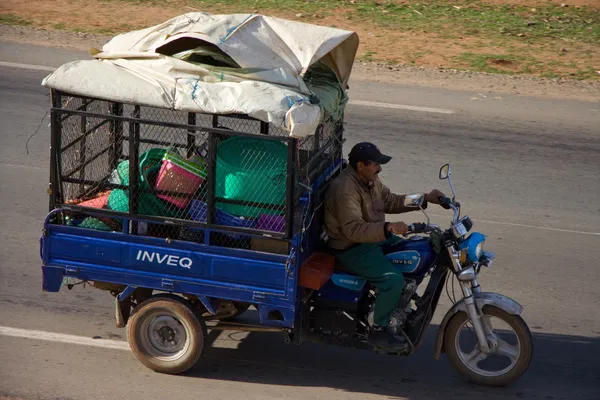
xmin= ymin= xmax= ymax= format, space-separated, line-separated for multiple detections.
xmin=444 ymin=305 xmax=533 ymax=386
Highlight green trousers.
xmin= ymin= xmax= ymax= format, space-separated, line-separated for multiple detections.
xmin=335 ymin=237 xmax=405 ymax=327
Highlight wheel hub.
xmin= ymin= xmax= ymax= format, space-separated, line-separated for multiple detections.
xmin=455 ymin=316 xmax=521 ymax=378
xmin=147 ymin=315 xmax=186 ymax=354
xmin=486 ymin=333 xmax=500 ymax=353
xmin=158 ymin=326 xmax=176 ymax=342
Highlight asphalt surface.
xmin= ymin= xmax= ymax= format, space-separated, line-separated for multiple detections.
xmin=0 ymin=42 xmax=599 ymax=400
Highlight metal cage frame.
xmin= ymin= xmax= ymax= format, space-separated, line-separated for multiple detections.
xmin=48 ymin=90 xmax=344 ymax=248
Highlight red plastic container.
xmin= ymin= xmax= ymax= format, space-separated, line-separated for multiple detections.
xmin=299 ymin=252 xmax=335 ymax=290
xmin=77 ymin=192 xmax=110 ymax=209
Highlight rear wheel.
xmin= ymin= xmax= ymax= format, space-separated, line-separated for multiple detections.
xmin=127 ymin=294 xmax=207 ymax=374
xmin=444 ymin=306 xmax=533 ymax=386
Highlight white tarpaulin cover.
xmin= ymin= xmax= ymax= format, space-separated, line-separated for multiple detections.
xmin=41 ymin=12 xmax=359 ymax=137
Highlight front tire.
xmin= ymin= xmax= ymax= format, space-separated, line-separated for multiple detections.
xmin=127 ymin=294 xmax=207 ymax=375
xmin=444 ymin=305 xmax=533 ymax=386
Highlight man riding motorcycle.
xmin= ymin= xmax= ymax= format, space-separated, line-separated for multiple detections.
xmin=323 ymin=142 xmax=447 ymax=351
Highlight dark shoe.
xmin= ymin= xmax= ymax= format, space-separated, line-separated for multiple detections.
xmin=368 ymin=326 xmax=407 ymax=352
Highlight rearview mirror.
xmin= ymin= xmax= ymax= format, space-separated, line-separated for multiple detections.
xmin=439 ymin=164 xmax=450 ymax=180
xmin=404 ymin=193 xmax=425 ymax=208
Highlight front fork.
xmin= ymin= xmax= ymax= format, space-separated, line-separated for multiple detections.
xmin=447 ymin=247 xmax=493 ymax=353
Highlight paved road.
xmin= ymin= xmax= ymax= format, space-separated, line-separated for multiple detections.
xmin=0 ymin=42 xmax=599 ymax=400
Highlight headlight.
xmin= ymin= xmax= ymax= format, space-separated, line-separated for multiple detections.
xmin=475 ymin=242 xmax=484 ymax=259
xmin=458 ymin=232 xmax=487 ymax=264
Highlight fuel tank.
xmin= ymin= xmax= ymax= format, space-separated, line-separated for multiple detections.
xmin=384 ymin=236 xmax=438 ymax=277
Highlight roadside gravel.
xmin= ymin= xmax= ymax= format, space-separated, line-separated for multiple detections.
xmin=1 ymin=24 xmax=598 ymax=102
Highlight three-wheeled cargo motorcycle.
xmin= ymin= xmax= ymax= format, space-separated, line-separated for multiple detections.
xmin=38 ymin=12 xmax=532 ymax=387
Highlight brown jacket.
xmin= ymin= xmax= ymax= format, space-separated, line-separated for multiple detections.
xmin=324 ymin=166 xmax=417 ymax=250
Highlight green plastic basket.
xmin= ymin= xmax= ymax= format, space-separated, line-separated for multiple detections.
xmin=107 ymin=148 xmax=178 ymax=217
xmin=215 ymin=137 xmax=287 ymax=218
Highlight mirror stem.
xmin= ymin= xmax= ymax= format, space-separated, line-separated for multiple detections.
xmin=419 ymin=205 xmax=431 ymax=226
xmin=448 ymin=175 xmax=457 ymax=201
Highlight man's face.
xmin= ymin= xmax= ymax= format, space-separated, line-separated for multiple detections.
xmin=357 ymin=161 xmax=382 ymax=183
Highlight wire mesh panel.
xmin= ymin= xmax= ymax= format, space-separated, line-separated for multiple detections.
xmin=49 ymin=91 xmax=343 ymax=253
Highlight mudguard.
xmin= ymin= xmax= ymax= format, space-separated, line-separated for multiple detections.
xmin=433 ymin=292 xmax=523 ymax=360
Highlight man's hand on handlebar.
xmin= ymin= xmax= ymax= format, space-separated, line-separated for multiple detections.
xmin=426 ymin=189 xmax=461 ymax=210
xmin=438 ymin=196 xmax=461 ymax=210
xmin=387 ymin=222 xmax=434 ymax=236
xmin=386 ymin=221 xmax=409 ymax=236
xmin=425 ymin=189 xmax=447 ymax=204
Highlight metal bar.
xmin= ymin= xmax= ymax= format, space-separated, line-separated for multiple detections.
xmin=78 ymin=102 xmax=88 ymax=196
xmin=301 ymin=136 xmax=344 ymax=177
xmin=205 ymin=112 xmax=260 ymax=122
xmin=285 ymin=138 xmax=298 ymax=239
xmin=52 ymin=108 xmax=290 ymax=142
xmin=61 ymin=177 xmax=209 ymax=200
xmin=215 ymin=197 xmax=285 ymax=212
xmin=61 ymin=119 xmax=110 ymax=153
xmin=110 ymin=102 xmax=123 ymax=171
xmin=63 ymin=175 xmax=216 ymax=200
xmin=63 ymin=144 xmax=113 ymax=178
xmin=198 ymin=296 xmax=216 ymax=315
xmin=83 ymin=117 xmax=109 ymax=135
xmin=117 ymin=286 xmax=137 ymax=302
xmin=49 ymin=91 xmax=62 ymax=211
xmin=187 ymin=113 xmax=196 ymax=158
xmin=128 ymin=106 xmax=140 ymax=233
xmin=308 ymin=147 xmax=341 ymax=182
xmin=80 ymin=182 xmax=109 ymax=200
xmin=260 ymin=121 xmax=269 ymax=135
xmin=121 ymin=136 xmax=188 ymax=149
xmin=60 ymin=177 xmax=127 ymax=190
xmin=207 ymin=113 xmax=219 ymax=245
xmin=313 ymin=124 xmax=322 ymax=157
xmin=58 ymin=205 xmax=289 ymax=240
xmin=67 ymin=177 xmax=199 ymax=203
xmin=206 ymin=132 xmax=217 ymax=226
xmin=59 ymin=99 xmax=96 ymax=123
xmin=334 ymin=123 xmax=344 ymax=158
xmin=205 ymin=321 xmax=284 ymax=333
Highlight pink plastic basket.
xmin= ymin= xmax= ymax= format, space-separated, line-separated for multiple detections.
xmin=155 ymin=151 xmax=206 ymax=208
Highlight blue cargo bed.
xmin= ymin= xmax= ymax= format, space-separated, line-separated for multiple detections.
xmin=41 ymin=212 xmax=299 ymax=328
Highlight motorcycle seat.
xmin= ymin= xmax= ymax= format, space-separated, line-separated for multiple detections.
xmin=332 ymin=257 xmax=367 ymax=291
xmin=314 ymin=245 xmax=367 ymax=291
xmin=333 ymin=258 xmax=354 ymax=274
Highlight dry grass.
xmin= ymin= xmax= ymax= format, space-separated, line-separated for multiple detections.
xmin=0 ymin=0 xmax=598 ymax=79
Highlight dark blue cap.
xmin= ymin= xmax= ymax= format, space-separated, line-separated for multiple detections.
xmin=349 ymin=142 xmax=392 ymax=165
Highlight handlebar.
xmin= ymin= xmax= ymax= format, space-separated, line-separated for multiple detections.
xmin=406 ymin=222 xmax=440 ymax=235
xmin=407 ymin=222 xmax=429 ymax=234
xmin=438 ymin=196 xmax=461 ymax=223
xmin=392 ymin=198 xmax=460 ymax=237
xmin=438 ymin=196 xmax=460 ymax=210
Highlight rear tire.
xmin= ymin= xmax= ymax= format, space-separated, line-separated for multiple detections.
xmin=127 ymin=294 xmax=207 ymax=374
xmin=444 ymin=305 xmax=533 ymax=387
